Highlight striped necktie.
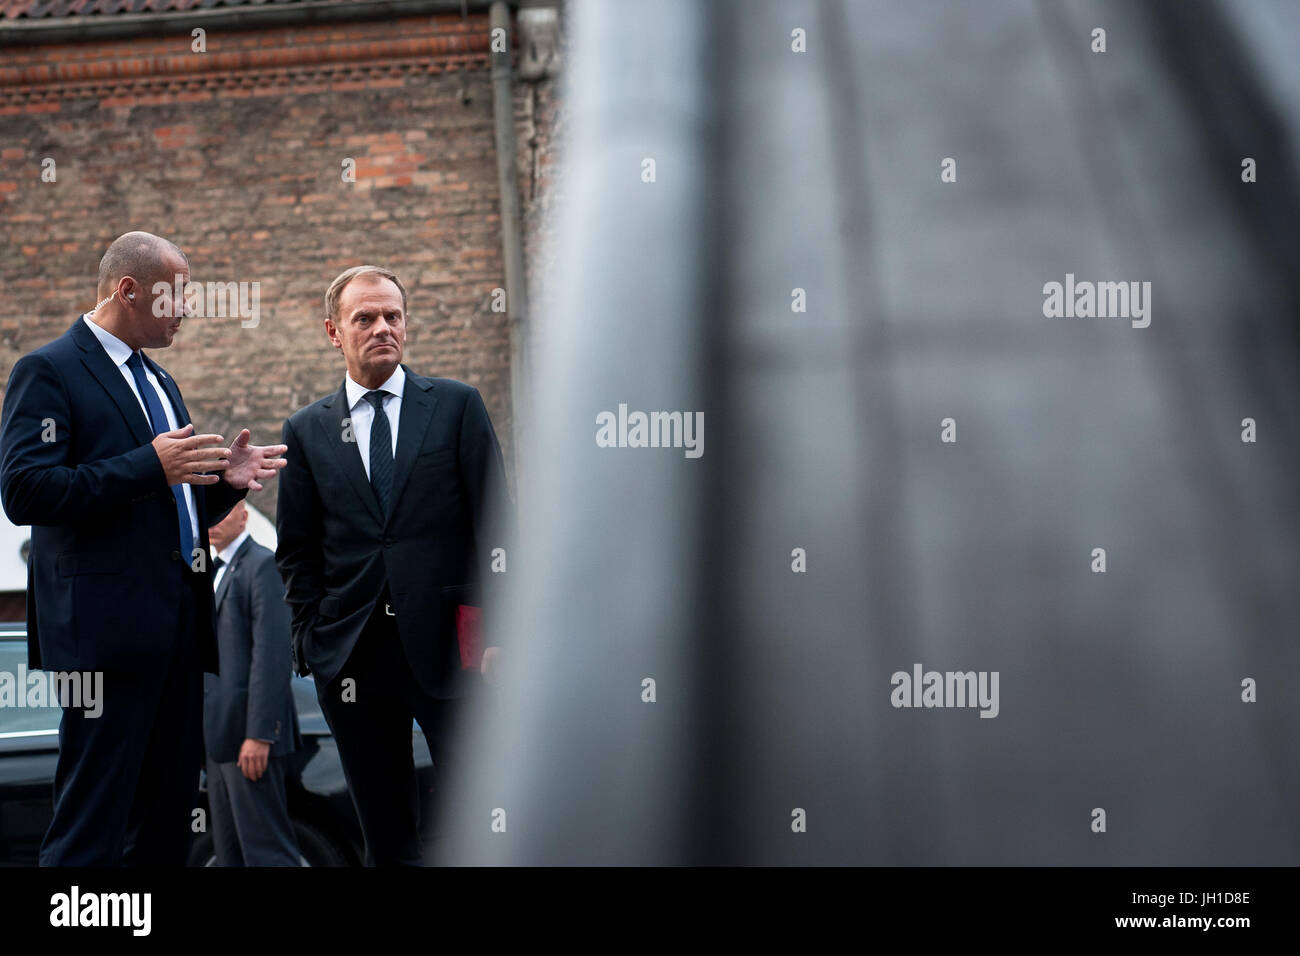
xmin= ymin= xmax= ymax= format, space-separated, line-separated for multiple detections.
xmin=365 ymin=390 xmax=394 ymax=515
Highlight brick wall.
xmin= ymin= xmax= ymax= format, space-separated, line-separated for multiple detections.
xmin=0 ymin=11 xmax=560 ymax=523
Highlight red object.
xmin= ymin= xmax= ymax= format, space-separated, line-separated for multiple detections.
xmin=456 ymin=604 xmax=483 ymax=670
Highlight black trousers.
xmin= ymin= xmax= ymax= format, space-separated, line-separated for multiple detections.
xmin=207 ymin=755 xmax=302 ymax=866
xmin=41 ymin=573 xmax=203 ymax=867
xmin=314 ymin=600 xmax=463 ymax=866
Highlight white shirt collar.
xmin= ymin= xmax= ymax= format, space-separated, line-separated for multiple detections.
xmin=345 ymin=364 xmax=406 ymax=411
xmin=216 ymin=530 xmax=251 ymax=565
xmin=82 ymin=313 xmax=137 ymax=369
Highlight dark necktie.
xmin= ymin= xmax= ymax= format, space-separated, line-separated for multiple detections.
xmin=365 ymin=390 xmax=394 ymax=515
xmin=125 ymin=351 xmax=195 ymax=562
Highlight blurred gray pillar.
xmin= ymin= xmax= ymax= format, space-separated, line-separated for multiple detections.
xmin=447 ymin=0 xmax=1300 ymax=865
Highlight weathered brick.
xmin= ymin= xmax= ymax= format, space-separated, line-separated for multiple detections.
xmin=0 ymin=12 xmax=562 ymax=528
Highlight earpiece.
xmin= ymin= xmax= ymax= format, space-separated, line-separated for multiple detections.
xmin=127 ymin=293 xmax=135 ymax=301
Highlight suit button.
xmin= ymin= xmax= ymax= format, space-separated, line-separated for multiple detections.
xmin=170 ymin=550 xmax=180 ymax=561
xmin=383 ymin=537 xmax=394 ymax=547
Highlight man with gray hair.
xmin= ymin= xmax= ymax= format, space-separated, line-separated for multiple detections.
xmin=0 ymin=231 xmax=287 ymax=866
xmin=276 ymin=264 xmax=509 ymax=865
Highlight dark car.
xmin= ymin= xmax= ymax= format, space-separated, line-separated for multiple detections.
xmin=0 ymin=624 xmax=435 ymax=866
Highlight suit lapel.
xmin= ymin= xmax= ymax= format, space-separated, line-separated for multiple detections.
xmin=319 ymin=380 xmax=384 ymax=526
xmin=71 ymin=318 xmax=154 ymax=447
xmin=214 ymin=535 xmax=254 ymax=612
xmin=389 ymin=370 xmax=438 ymax=512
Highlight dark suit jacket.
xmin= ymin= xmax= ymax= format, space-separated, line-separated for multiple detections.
xmin=204 ymin=536 xmax=302 ymax=763
xmin=0 ymin=316 xmax=245 ymax=674
xmin=275 ymin=367 xmax=509 ymax=699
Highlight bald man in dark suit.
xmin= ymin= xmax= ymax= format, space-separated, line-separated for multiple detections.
xmin=0 ymin=231 xmax=287 ymax=866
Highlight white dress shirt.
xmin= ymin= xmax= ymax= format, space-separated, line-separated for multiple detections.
xmin=82 ymin=314 xmax=199 ymax=544
xmin=212 ymin=529 xmax=250 ymax=592
xmin=344 ymin=365 xmax=405 ymax=480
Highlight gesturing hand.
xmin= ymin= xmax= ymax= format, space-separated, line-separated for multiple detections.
xmin=151 ymin=424 xmax=230 ymax=486
xmin=223 ymin=428 xmax=288 ymax=492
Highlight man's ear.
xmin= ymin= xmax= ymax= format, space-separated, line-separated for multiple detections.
xmin=324 ymin=318 xmax=341 ymax=348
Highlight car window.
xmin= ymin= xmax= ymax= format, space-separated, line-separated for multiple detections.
xmin=0 ymin=637 xmax=63 ymax=736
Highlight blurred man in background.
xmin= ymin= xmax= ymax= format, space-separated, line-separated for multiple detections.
xmin=204 ymin=500 xmax=302 ymax=866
